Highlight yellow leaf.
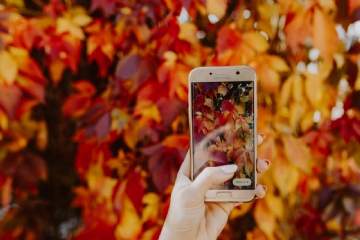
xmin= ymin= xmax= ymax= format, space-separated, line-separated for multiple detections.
xmin=282 ymin=135 xmax=312 ymax=174
xmin=72 ymin=14 xmax=92 ymax=27
xmin=267 ymin=55 xmax=290 ymax=72
xmin=264 ymin=192 xmax=283 ymax=218
xmin=206 ymin=0 xmax=227 ymax=18
xmin=257 ymin=3 xmax=279 ymax=19
xmin=234 ymin=102 xmax=245 ymax=114
xmin=141 ymin=227 xmax=161 ymax=240
xmin=272 ymin=149 xmax=300 ymax=196
xmin=123 ymin=120 xmax=142 ymax=149
xmin=304 ymin=73 xmax=324 ymax=108
xmin=243 ymin=31 xmax=269 ymax=52
xmin=7 ymin=0 xmax=24 ymax=7
xmin=179 ymin=23 xmax=199 ymax=45
xmin=115 ymin=196 xmax=142 ymax=240
xmin=0 ymin=51 xmax=18 ymax=84
xmin=292 ymin=73 xmax=304 ymax=103
xmin=278 ymin=75 xmax=293 ymax=109
xmin=133 ymin=100 xmax=161 ymax=123
xmin=300 ymin=110 xmax=315 ymax=133
xmin=56 ymin=18 xmax=85 ymax=39
xmin=289 ymin=101 xmax=308 ymax=131
xmin=141 ymin=193 xmax=160 ymax=224
xmin=254 ymin=200 xmax=276 ymax=240
xmin=86 ymin=164 xmax=116 ymax=198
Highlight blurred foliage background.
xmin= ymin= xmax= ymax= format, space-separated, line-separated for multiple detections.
xmin=0 ymin=0 xmax=360 ymax=239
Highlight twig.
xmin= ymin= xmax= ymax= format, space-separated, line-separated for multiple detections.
xmin=17 ymin=8 xmax=42 ymax=16
xmin=32 ymin=0 xmax=45 ymax=8
xmin=64 ymin=0 xmax=72 ymax=9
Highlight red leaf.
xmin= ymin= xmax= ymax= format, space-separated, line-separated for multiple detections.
xmin=147 ymin=150 xmax=180 ymax=192
xmin=14 ymin=99 xmax=38 ymax=119
xmin=0 ymin=84 xmax=23 ymax=119
xmin=115 ymin=54 xmax=141 ymax=79
xmin=221 ymin=99 xmax=234 ymax=112
xmin=71 ymin=221 xmax=117 ymax=240
xmin=125 ymin=169 xmax=147 ymax=214
xmin=216 ymin=26 xmax=242 ymax=54
xmin=63 ymin=94 xmax=91 ymax=117
xmin=141 ymin=135 xmax=188 ymax=192
xmin=0 ymin=153 xmax=47 ymax=192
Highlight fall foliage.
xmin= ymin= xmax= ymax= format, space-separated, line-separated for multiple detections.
xmin=0 ymin=0 xmax=360 ymax=239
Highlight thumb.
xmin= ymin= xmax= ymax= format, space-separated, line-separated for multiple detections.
xmin=186 ymin=165 xmax=238 ymax=204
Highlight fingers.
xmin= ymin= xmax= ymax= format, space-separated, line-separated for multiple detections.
xmin=177 ymin=150 xmax=191 ymax=178
xmin=255 ymin=184 xmax=267 ymax=199
xmin=185 ymin=165 xmax=238 ymax=204
xmin=256 ymin=159 xmax=271 ymax=173
xmin=257 ymin=133 xmax=266 ymax=145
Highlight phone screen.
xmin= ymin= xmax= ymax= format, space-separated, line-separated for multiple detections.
xmin=191 ymin=81 xmax=255 ymax=190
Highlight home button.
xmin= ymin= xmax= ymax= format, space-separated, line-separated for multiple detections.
xmin=216 ymin=192 xmax=232 ymax=198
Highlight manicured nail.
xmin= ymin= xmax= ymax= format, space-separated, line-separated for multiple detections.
xmin=259 ymin=133 xmax=267 ymax=141
xmin=261 ymin=185 xmax=268 ymax=192
xmin=263 ymin=159 xmax=271 ymax=167
xmin=219 ymin=164 xmax=238 ymax=173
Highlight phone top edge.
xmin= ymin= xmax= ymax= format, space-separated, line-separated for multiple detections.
xmin=189 ymin=66 xmax=256 ymax=83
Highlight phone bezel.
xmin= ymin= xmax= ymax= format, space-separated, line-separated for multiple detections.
xmin=188 ymin=66 xmax=257 ymax=202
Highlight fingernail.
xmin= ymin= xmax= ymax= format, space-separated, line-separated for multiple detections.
xmin=219 ymin=164 xmax=238 ymax=173
xmin=259 ymin=133 xmax=267 ymax=141
xmin=261 ymin=185 xmax=268 ymax=192
xmin=263 ymin=159 xmax=271 ymax=167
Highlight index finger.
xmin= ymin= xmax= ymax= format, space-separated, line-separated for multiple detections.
xmin=177 ymin=150 xmax=191 ymax=178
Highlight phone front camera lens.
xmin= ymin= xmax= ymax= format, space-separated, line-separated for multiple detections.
xmin=210 ymin=72 xmax=212 ymax=75
xmin=236 ymin=71 xmax=240 ymax=75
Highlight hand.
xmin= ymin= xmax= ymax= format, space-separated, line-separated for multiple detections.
xmin=159 ymin=134 xmax=270 ymax=240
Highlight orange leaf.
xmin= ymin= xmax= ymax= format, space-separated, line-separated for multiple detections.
xmin=206 ymin=0 xmax=227 ymax=18
xmin=272 ymin=149 xmax=300 ymax=196
xmin=1 ymin=177 xmax=12 ymax=207
xmin=73 ymin=80 xmax=96 ymax=96
xmin=49 ymin=58 xmax=66 ymax=86
xmin=284 ymin=7 xmax=312 ymax=55
xmin=313 ymin=7 xmax=339 ymax=60
xmin=282 ymin=135 xmax=312 ymax=174
xmin=162 ymin=134 xmax=189 ymax=149
xmin=243 ymin=31 xmax=269 ymax=52
xmin=254 ymin=200 xmax=276 ymax=240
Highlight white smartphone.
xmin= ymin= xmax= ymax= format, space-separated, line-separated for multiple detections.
xmin=188 ymin=66 xmax=257 ymax=202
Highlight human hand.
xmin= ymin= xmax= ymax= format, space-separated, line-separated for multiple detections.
xmin=159 ymin=134 xmax=270 ymax=240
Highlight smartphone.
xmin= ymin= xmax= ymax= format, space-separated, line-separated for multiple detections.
xmin=188 ymin=66 xmax=257 ymax=202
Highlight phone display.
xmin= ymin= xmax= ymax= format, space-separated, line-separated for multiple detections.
xmin=189 ymin=66 xmax=257 ymax=201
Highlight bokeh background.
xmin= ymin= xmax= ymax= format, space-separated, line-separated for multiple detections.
xmin=0 ymin=0 xmax=360 ymax=239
